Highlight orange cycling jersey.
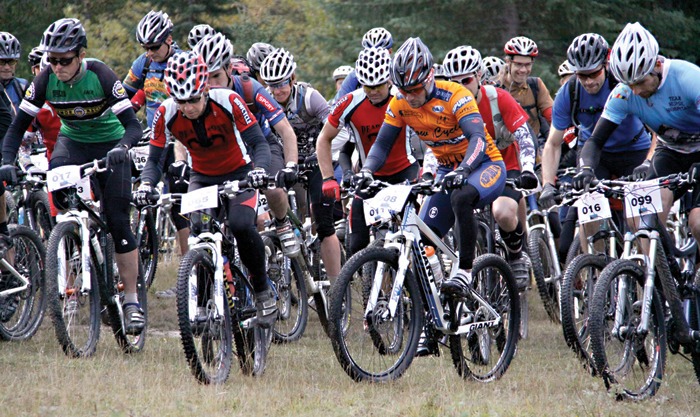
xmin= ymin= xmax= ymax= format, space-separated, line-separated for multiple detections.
xmin=384 ymin=80 xmax=502 ymax=167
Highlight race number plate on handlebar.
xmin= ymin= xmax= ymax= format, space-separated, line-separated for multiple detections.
xmin=623 ymin=180 xmax=663 ymax=219
xmin=363 ymin=184 xmax=412 ymax=225
xmin=130 ymin=146 xmax=149 ymax=171
xmin=574 ymin=191 xmax=611 ymax=224
xmin=46 ymin=165 xmax=91 ymax=201
xmin=181 ymin=185 xmax=218 ymax=214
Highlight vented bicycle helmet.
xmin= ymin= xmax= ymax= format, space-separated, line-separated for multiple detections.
xmin=0 ymin=32 xmax=20 ymax=60
xmin=443 ymin=46 xmax=482 ymax=78
xmin=164 ymin=51 xmax=209 ymax=100
xmin=567 ymin=33 xmax=609 ymax=72
xmin=482 ymin=56 xmax=505 ymax=83
xmin=504 ymin=36 xmax=538 ymax=57
xmin=259 ymin=48 xmax=296 ymax=84
xmin=41 ymin=18 xmax=87 ymax=53
xmin=433 ymin=63 xmax=448 ymax=80
xmin=187 ymin=24 xmax=216 ymax=50
xmin=136 ymin=10 xmax=173 ymax=46
xmin=28 ymin=47 xmax=43 ymax=67
xmin=609 ymin=22 xmax=659 ymax=85
xmin=355 ymin=48 xmax=391 ymax=86
xmin=361 ymin=27 xmax=393 ymax=49
xmin=230 ymin=55 xmax=251 ymax=75
xmin=246 ymin=42 xmax=276 ymax=72
xmin=558 ymin=60 xmax=574 ymax=77
xmin=193 ymin=33 xmax=232 ymax=73
xmin=390 ymin=37 xmax=434 ymax=90
xmin=332 ymin=65 xmax=353 ymax=81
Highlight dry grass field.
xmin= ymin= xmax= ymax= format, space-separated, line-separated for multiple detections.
xmin=1 ymin=260 xmax=699 ymax=417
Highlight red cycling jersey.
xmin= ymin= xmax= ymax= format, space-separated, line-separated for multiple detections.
xmin=27 ymin=103 xmax=61 ymax=157
xmin=329 ymin=90 xmax=414 ymax=176
xmin=150 ymin=89 xmax=259 ymax=176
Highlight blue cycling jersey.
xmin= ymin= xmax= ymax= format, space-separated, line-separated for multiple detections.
xmin=602 ymin=59 xmax=700 ymax=153
xmin=552 ymin=76 xmax=650 ymax=153
xmin=333 ymin=70 xmax=360 ymax=102
xmin=3 ymin=77 xmax=28 ymax=112
xmin=231 ymin=76 xmax=285 ymax=138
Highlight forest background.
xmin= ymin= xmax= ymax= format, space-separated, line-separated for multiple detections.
xmin=1 ymin=0 xmax=699 ymax=98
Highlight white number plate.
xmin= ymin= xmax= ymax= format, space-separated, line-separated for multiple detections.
xmin=574 ymin=192 xmax=611 ymax=224
xmin=624 ymin=180 xmax=663 ymax=218
xmin=181 ymin=185 xmax=218 ymax=214
xmin=256 ymin=193 xmax=268 ymax=215
xmin=29 ymin=154 xmax=49 ymax=171
xmin=46 ymin=165 xmax=81 ymax=192
xmin=130 ymin=146 xmax=149 ymax=171
xmin=363 ymin=184 xmax=411 ymax=225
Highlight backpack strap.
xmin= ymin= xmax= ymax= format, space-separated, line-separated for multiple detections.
xmin=568 ymin=77 xmax=580 ymax=126
xmin=140 ymin=57 xmax=165 ymax=83
xmin=525 ymin=76 xmax=539 ymax=109
xmin=483 ymin=85 xmax=500 ymax=124
xmin=239 ymin=74 xmax=258 ymax=113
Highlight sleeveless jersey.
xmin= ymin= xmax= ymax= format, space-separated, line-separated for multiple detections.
xmin=150 ymin=89 xmax=259 ymax=176
xmin=329 ymin=89 xmax=414 ymax=176
xmin=21 ymin=59 xmax=131 ymax=143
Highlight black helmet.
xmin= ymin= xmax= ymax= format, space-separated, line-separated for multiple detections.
xmin=41 ymin=18 xmax=87 ymax=53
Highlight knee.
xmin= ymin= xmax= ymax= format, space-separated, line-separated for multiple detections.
xmin=492 ymin=198 xmax=518 ymax=231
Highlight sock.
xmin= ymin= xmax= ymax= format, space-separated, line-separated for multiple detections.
xmin=124 ymin=293 xmax=138 ymax=305
xmin=500 ymin=222 xmax=524 ymax=258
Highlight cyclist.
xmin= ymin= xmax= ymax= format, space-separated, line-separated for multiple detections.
xmin=361 ymin=37 xmax=505 ymax=301
xmin=0 ymin=32 xmax=27 ymax=112
xmin=259 ymin=47 xmax=342 ymax=285
xmin=482 ymin=56 xmax=505 ymax=85
xmin=558 ymin=60 xmax=574 ymax=86
xmin=246 ymin=42 xmax=276 ymax=84
xmin=135 ymin=51 xmax=277 ymax=326
xmin=497 ymin=36 xmax=554 ymax=147
xmin=124 ymin=11 xmax=189 ymax=299
xmin=433 ymin=63 xmax=448 ymax=81
xmin=187 ymin=24 xmax=216 ymax=50
xmin=443 ymin=45 xmax=538 ymax=293
xmin=194 ymin=32 xmax=301 ymax=256
xmin=333 ymin=27 xmax=394 ymax=102
xmin=573 ymin=22 xmax=700 ymax=343
xmin=317 ymin=47 xmax=418 ymax=257
xmin=0 ymin=18 xmax=146 ymax=334
xmin=332 ymin=65 xmax=353 ymax=94
xmin=540 ymin=32 xmax=651 ymax=260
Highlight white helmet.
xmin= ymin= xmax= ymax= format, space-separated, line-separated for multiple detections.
xmin=193 ymin=33 xmax=232 ymax=73
xmin=433 ymin=63 xmax=448 ymax=80
xmin=504 ymin=36 xmax=539 ymax=57
xmin=442 ymin=46 xmax=482 ymax=78
xmin=482 ymin=56 xmax=505 ymax=82
xmin=164 ymin=51 xmax=209 ymax=100
xmin=246 ymin=42 xmax=276 ymax=72
xmin=187 ymin=24 xmax=216 ymax=50
xmin=332 ymin=65 xmax=353 ymax=81
xmin=558 ymin=60 xmax=574 ymax=77
xmin=361 ymin=27 xmax=393 ymax=49
xmin=609 ymin=22 xmax=659 ymax=85
xmin=136 ymin=10 xmax=173 ymax=45
xmin=0 ymin=32 xmax=20 ymax=59
xmin=567 ymin=33 xmax=609 ymax=72
xmin=355 ymin=47 xmax=391 ymax=86
xmin=260 ymin=48 xmax=296 ymax=84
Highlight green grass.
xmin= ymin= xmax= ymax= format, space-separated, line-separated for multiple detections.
xmin=2 ymin=260 xmax=699 ymax=417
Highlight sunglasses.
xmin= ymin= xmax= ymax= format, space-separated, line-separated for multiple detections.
xmin=362 ymin=82 xmax=386 ymax=91
xmin=142 ymin=43 xmax=163 ymax=52
xmin=47 ymin=56 xmax=77 ymax=66
xmin=576 ymin=67 xmax=605 ymax=80
xmin=399 ymin=84 xmax=425 ymax=96
xmin=174 ymin=95 xmax=203 ymax=105
xmin=0 ymin=59 xmax=17 ymax=66
xmin=452 ymin=75 xmax=476 ymax=86
xmin=268 ymin=79 xmax=291 ymax=90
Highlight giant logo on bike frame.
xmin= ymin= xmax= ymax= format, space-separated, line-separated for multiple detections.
xmin=479 ymin=164 xmax=502 ymax=188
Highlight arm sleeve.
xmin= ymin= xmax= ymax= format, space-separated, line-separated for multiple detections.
xmin=458 ymin=113 xmax=488 ymax=173
xmin=2 ymin=111 xmax=35 ymax=164
xmin=241 ymin=124 xmax=270 ymax=171
xmin=0 ymin=86 xmax=13 ymax=144
xmin=363 ymin=123 xmax=401 ymax=173
xmin=579 ymin=117 xmax=620 ymax=168
xmin=338 ymin=141 xmax=355 ymax=172
xmin=513 ymin=124 xmax=536 ymax=172
xmin=140 ymin=144 xmax=166 ymax=185
xmin=116 ymin=107 xmax=143 ymax=149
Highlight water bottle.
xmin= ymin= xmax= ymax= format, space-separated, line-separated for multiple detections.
xmin=424 ymin=246 xmax=444 ymax=286
xmin=18 ymin=207 xmax=24 ymax=226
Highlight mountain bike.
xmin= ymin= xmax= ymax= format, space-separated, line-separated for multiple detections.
xmin=45 ymin=158 xmax=148 ymax=357
xmin=328 ymin=179 xmax=519 ymax=382
xmin=6 ymin=162 xmax=54 ymax=241
xmin=174 ymin=180 xmax=273 ymax=384
xmin=588 ymin=173 xmax=700 ymax=400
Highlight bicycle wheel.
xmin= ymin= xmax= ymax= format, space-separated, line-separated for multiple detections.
xmin=692 ymin=271 xmax=700 ymax=386
xmin=560 ymin=253 xmax=609 ymax=371
xmin=29 ymin=190 xmax=54 ymax=241
xmin=588 ymin=259 xmax=666 ymax=400
xmin=262 ymin=232 xmax=308 ymax=343
xmin=176 ymin=247 xmax=233 ymax=384
xmin=0 ymin=225 xmax=47 ymax=341
xmin=311 ymin=238 xmax=346 ymax=336
xmin=131 ymin=206 xmax=158 ymax=289
xmin=157 ymin=208 xmax=179 ymax=264
xmin=528 ymin=228 xmax=560 ymax=323
xmin=449 ymin=253 xmax=520 ymax=382
xmin=328 ymin=247 xmax=423 ymax=382
xmin=46 ymin=221 xmax=101 ymax=358
xmin=4 ymin=190 xmax=17 ymax=225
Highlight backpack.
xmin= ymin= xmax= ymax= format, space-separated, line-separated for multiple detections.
xmin=237 ymin=74 xmax=258 ymax=113
xmin=483 ymin=85 xmax=518 ymax=150
xmin=567 ymin=73 xmax=617 ymax=126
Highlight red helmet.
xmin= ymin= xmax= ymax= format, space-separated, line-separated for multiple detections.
xmin=504 ymin=36 xmax=538 ymax=57
xmin=164 ymin=51 xmax=209 ymax=100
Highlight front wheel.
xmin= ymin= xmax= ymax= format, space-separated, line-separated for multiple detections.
xmin=176 ymin=248 xmax=233 ymax=384
xmin=448 ymin=254 xmax=520 ymax=382
xmin=328 ymin=247 xmax=423 ymax=383
xmin=588 ymin=259 xmax=666 ymax=400
xmin=131 ymin=206 xmax=158 ymax=289
xmin=528 ymin=228 xmax=560 ymax=323
xmin=29 ymin=190 xmax=54 ymax=242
